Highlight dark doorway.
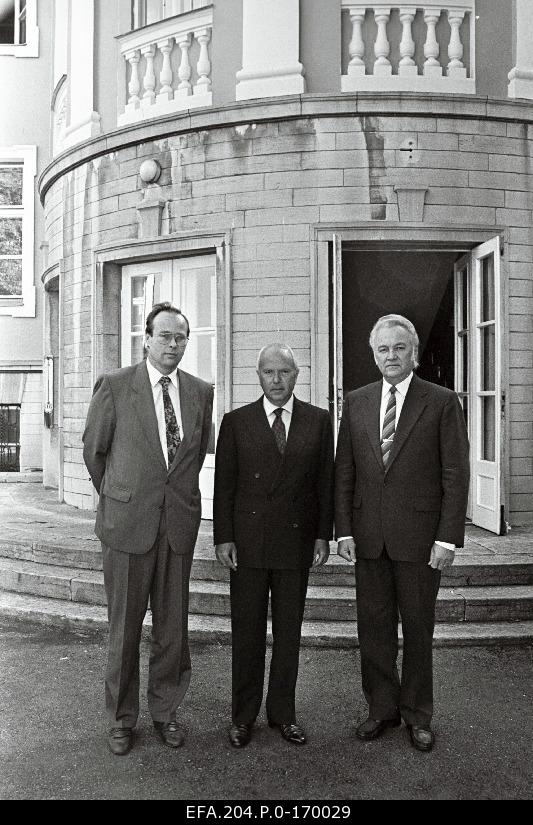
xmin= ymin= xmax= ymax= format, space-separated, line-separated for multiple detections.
xmin=339 ymin=250 xmax=459 ymax=393
xmin=0 ymin=404 xmax=20 ymax=471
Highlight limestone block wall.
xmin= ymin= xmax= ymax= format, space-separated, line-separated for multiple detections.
xmin=42 ymin=103 xmax=533 ymax=521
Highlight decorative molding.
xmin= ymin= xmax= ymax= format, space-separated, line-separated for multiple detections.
xmin=394 ymin=186 xmax=429 ymax=222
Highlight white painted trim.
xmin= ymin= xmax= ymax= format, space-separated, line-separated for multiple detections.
xmin=0 ymin=145 xmax=37 ymax=318
xmin=508 ymin=0 xmax=533 ymax=100
xmin=65 ymin=0 xmax=102 ymax=149
xmin=0 ymin=0 xmax=39 ymax=58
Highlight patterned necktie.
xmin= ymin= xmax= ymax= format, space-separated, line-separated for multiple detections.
xmin=272 ymin=407 xmax=286 ymax=455
xmin=159 ymin=376 xmax=181 ymax=466
xmin=381 ymin=386 xmax=396 ymax=468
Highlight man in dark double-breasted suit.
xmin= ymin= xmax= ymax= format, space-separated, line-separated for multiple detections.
xmin=214 ymin=343 xmax=334 ymax=748
xmin=83 ymin=302 xmax=213 ymax=756
xmin=335 ymin=314 xmax=469 ymax=752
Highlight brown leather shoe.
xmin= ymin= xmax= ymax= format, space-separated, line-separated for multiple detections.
xmin=407 ymin=724 xmax=435 ymax=752
xmin=269 ymin=722 xmax=307 ymax=745
xmin=107 ymin=727 xmax=133 ymax=756
xmin=153 ymin=720 xmax=185 ymax=748
xmin=229 ymin=723 xmax=252 ymax=748
xmin=356 ymin=715 xmax=401 ymax=741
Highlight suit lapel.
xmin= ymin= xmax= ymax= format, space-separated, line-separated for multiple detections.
xmin=169 ymin=369 xmax=201 ymax=473
xmin=362 ymin=382 xmax=384 ymax=471
xmin=269 ymin=397 xmax=310 ymax=492
xmin=385 ymin=374 xmax=428 ymax=472
xmin=246 ymin=397 xmax=282 ymax=455
xmin=130 ymin=361 xmax=167 ymax=470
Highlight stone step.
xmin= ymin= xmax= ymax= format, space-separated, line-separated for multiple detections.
xmin=0 ymin=539 xmax=532 ymax=587
xmin=1 ymin=590 xmax=532 ymax=648
xmin=1 ymin=557 xmax=533 ymax=623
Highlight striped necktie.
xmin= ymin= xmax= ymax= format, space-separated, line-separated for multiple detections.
xmin=381 ymin=386 xmax=396 ymax=468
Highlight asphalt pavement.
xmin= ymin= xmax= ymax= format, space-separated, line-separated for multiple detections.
xmin=0 ymin=617 xmax=531 ymax=800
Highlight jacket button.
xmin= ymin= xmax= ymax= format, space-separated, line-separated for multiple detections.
xmin=252 ymin=511 xmax=256 ymax=515
xmin=254 ymin=472 xmax=261 ymax=479
xmin=292 ymin=523 xmax=299 ymax=528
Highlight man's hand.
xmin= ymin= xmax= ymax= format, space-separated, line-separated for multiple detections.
xmin=215 ymin=542 xmax=238 ymax=571
xmin=311 ymin=539 xmax=330 ymax=568
xmin=428 ymin=543 xmax=455 ymax=571
xmin=337 ymin=537 xmax=356 ymax=564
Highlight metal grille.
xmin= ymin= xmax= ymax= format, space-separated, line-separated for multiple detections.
xmin=0 ymin=404 xmax=20 ymax=471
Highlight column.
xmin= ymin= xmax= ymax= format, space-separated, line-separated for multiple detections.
xmin=63 ymin=0 xmax=102 ymax=148
xmin=236 ymin=0 xmax=305 ymax=101
xmin=508 ymin=0 xmax=533 ymax=99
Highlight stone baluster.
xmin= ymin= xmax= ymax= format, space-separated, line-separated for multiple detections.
xmin=126 ymin=50 xmax=141 ymax=108
xmin=447 ymin=10 xmax=467 ymax=78
xmin=347 ymin=11 xmax=365 ymax=77
xmin=141 ymin=43 xmax=157 ymax=104
xmin=399 ymin=7 xmax=417 ymax=77
xmin=157 ymin=38 xmax=175 ymax=103
xmin=423 ymin=8 xmax=442 ymax=77
xmin=176 ymin=33 xmax=192 ymax=97
xmin=373 ymin=8 xmax=392 ymax=76
xmin=194 ymin=28 xmax=212 ymax=94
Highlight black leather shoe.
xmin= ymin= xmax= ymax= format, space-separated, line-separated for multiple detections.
xmin=269 ymin=722 xmax=307 ymax=745
xmin=107 ymin=727 xmax=133 ymax=756
xmin=229 ymin=723 xmax=252 ymax=748
xmin=153 ymin=719 xmax=185 ymax=748
xmin=407 ymin=724 xmax=435 ymax=752
xmin=355 ymin=715 xmax=401 ymax=741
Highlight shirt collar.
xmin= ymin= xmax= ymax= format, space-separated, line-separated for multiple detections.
xmin=381 ymin=371 xmax=414 ymax=399
xmin=146 ymin=359 xmax=179 ymax=389
xmin=263 ymin=394 xmax=295 ymax=417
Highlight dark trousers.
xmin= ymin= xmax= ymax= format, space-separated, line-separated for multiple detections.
xmin=355 ymin=548 xmax=441 ymax=727
xmin=102 ymin=517 xmax=193 ymax=729
xmin=230 ymin=566 xmax=309 ymax=725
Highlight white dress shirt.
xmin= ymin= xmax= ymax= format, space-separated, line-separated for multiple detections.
xmin=338 ymin=372 xmax=454 ymax=551
xmin=146 ymin=360 xmax=183 ymax=469
xmin=263 ymin=394 xmax=294 ymax=437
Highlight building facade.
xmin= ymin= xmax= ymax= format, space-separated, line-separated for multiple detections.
xmin=36 ymin=0 xmax=533 ymax=532
xmin=0 ymin=0 xmax=51 ymax=476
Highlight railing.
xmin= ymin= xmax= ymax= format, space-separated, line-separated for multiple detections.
xmin=117 ymin=5 xmax=213 ymax=126
xmin=341 ymin=1 xmax=475 ymax=95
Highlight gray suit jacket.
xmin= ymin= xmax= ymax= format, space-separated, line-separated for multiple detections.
xmin=83 ymin=361 xmax=213 ymax=554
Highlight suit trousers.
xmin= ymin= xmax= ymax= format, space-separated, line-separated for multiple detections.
xmin=102 ymin=514 xmax=193 ymax=729
xmin=355 ymin=548 xmax=441 ymax=727
xmin=230 ymin=566 xmax=309 ymax=725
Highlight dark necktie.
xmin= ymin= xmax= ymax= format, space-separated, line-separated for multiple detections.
xmin=381 ymin=386 xmax=396 ymax=467
xmin=159 ymin=376 xmax=181 ymax=466
xmin=272 ymin=407 xmax=286 ymax=455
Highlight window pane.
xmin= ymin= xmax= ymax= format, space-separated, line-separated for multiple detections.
xmin=182 ymin=331 xmax=214 ymax=384
xmin=0 ymin=167 xmax=23 ymax=205
xmin=461 ymin=269 xmax=468 ymax=330
xmin=461 ymin=335 xmax=469 ymax=392
xmin=0 ymin=217 xmax=22 ymax=254
xmin=482 ymin=396 xmax=496 ymax=462
xmin=482 ymin=324 xmax=496 ymax=392
xmin=0 ymin=259 xmax=22 ymax=296
xmin=0 ymin=1 xmax=14 ymax=44
xmin=461 ymin=396 xmax=469 ymax=433
xmin=131 ymin=334 xmax=145 ymax=364
xmin=481 ymin=255 xmax=495 ymax=322
xmin=180 ymin=266 xmax=214 ymax=328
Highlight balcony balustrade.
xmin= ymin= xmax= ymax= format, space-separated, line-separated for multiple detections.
xmin=117 ymin=5 xmax=213 ymax=126
xmin=341 ymin=1 xmax=475 ymax=94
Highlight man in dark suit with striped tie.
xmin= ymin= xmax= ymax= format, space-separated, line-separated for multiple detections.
xmin=335 ymin=315 xmax=469 ymax=752
xmin=214 ymin=343 xmax=334 ymax=749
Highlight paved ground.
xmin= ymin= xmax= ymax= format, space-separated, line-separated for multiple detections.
xmin=0 ymin=617 xmax=532 ymax=800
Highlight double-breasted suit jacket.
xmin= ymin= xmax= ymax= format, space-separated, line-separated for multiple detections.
xmin=335 ymin=374 xmax=470 ymax=561
xmin=83 ymin=361 xmax=214 ymax=555
xmin=214 ymin=397 xmax=334 ymax=569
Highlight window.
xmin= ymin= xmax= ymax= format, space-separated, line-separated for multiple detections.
xmin=0 ymin=146 xmax=36 ymax=317
xmin=132 ymin=0 xmax=208 ymax=29
xmin=0 ymin=404 xmax=21 ymax=472
xmin=0 ymin=0 xmax=38 ymax=57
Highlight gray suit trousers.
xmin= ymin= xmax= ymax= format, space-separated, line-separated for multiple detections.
xmin=102 ymin=515 xmax=193 ymax=729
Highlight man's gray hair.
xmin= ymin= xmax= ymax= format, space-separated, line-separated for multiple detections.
xmin=256 ymin=343 xmax=299 ymax=371
xmin=369 ymin=314 xmax=420 ymax=364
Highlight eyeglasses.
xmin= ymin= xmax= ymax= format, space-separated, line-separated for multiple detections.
xmin=156 ymin=333 xmax=189 ymax=346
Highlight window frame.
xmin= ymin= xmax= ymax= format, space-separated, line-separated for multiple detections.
xmin=0 ymin=146 xmax=37 ymax=317
xmin=0 ymin=0 xmax=39 ymax=57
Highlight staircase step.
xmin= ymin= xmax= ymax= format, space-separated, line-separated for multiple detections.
xmin=1 ymin=557 xmax=533 ymax=623
xmin=1 ymin=591 xmax=532 ymax=648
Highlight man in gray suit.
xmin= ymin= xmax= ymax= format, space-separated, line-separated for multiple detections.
xmin=83 ymin=302 xmax=213 ymax=755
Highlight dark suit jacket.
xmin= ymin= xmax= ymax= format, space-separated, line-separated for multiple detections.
xmin=82 ymin=361 xmax=213 ymax=555
xmin=213 ymin=397 xmax=334 ymax=569
xmin=335 ymin=374 xmax=470 ymax=562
